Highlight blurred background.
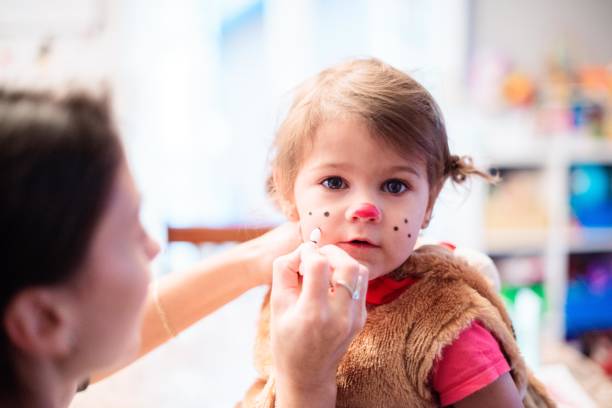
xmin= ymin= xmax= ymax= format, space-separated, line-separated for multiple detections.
xmin=1 ymin=0 xmax=611 ymax=406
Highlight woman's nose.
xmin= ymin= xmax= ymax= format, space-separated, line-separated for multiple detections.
xmin=146 ymin=233 xmax=161 ymax=260
xmin=346 ymin=202 xmax=382 ymax=223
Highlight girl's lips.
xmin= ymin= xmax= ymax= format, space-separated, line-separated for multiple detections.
xmin=339 ymin=240 xmax=380 ymax=249
xmin=337 ymin=241 xmax=380 ymax=260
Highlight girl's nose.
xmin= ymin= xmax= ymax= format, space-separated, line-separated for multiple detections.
xmin=346 ymin=202 xmax=382 ymax=223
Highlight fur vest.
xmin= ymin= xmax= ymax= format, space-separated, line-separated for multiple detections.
xmin=240 ymin=245 xmax=555 ymax=407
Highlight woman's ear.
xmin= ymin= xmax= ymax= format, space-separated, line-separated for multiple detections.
xmin=4 ymin=288 xmax=76 ymax=358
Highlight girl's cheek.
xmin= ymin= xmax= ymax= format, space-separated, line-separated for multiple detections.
xmin=300 ymin=207 xmax=335 ymax=243
xmin=389 ymin=215 xmax=418 ymax=247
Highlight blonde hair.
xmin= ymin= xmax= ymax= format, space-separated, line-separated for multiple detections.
xmin=268 ymin=58 xmax=495 ymax=207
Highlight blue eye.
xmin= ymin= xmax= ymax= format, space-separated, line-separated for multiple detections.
xmin=321 ymin=176 xmax=347 ymax=190
xmin=382 ymin=179 xmax=407 ymax=194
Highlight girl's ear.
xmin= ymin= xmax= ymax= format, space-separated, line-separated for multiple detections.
xmin=421 ymin=204 xmax=435 ymax=229
xmin=279 ymin=198 xmax=299 ymax=221
xmin=420 ymin=214 xmax=431 ymax=229
xmin=272 ymin=169 xmax=299 ymax=221
xmin=422 ymin=184 xmax=442 ymax=229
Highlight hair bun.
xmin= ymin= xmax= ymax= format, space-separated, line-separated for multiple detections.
xmin=446 ymin=155 xmax=468 ymax=183
xmin=445 ymin=155 xmax=499 ymax=185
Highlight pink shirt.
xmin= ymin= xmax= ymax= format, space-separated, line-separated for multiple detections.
xmin=432 ymin=321 xmax=511 ymax=406
xmin=366 ymin=266 xmax=511 ymax=406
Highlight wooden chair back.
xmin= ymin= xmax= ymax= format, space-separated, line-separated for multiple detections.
xmin=166 ymin=226 xmax=273 ymax=245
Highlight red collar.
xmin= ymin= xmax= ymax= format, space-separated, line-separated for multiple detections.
xmin=366 ymin=274 xmax=417 ymax=305
xmin=366 ymin=243 xmax=456 ymax=305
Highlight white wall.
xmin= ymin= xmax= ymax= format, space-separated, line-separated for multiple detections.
xmin=473 ymin=0 xmax=612 ymax=72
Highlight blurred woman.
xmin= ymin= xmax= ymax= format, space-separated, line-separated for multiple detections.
xmin=0 ymin=88 xmax=367 ymax=407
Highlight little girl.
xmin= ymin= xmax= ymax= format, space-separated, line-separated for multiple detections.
xmin=242 ymin=58 xmax=554 ymax=407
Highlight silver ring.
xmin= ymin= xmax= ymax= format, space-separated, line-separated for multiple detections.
xmin=333 ymin=275 xmax=362 ymax=301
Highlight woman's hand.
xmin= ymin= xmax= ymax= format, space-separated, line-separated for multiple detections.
xmin=270 ymin=243 xmax=368 ymax=407
xmin=92 ymin=223 xmax=300 ymax=383
xmin=240 ymin=222 xmax=301 ymax=287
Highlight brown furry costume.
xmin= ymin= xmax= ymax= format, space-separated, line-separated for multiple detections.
xmin=240 ymin=245 xmax=555 ymax=407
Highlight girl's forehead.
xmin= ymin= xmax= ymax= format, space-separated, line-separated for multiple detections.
xmin=310 ymin=117 xmax=420 ymax=151
xmin=306 ymin=127 xmax=424 ymax=166
xmin=300 ymin=147 xmax=426 ymax=179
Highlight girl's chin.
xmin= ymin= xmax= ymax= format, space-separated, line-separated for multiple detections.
xmin=366 ymin=269 xmax=388 ymax=281
xmin=336 ymin=242 xmax=379 ymax=260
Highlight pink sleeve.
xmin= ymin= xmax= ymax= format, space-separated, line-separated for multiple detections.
xmin=432 ymin=321 xmax=511 ymax=406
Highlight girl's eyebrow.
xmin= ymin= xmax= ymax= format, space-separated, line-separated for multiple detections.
xmin=389 ymin=165 xmax=421 ymax=178
xmin=309 ymin=163 xmax=422 ymax=178
xmin=309 ymin=162 xmax=350 ymax=171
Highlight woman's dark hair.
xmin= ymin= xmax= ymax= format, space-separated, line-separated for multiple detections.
xmin=0 ymin=87 xmax=123 ymax=396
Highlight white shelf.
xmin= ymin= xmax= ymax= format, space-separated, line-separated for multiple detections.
xmin=481 ymin=118 xmax=612 ymax=341
xmin=566 ymin=138 xmax=612 ymax=164
xmin=484 ymin=229 xmax=548 ymax=255
xmin=568 ymin=227 xmax=612 ymax=254
xmin=486 ymin=136 xmax=612 ymax=169
xmin=487 ymin=226 xmax=612 ymax=256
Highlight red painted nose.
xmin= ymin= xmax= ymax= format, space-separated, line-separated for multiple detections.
xmin=352 ymin=203 xmax=381 ymax=221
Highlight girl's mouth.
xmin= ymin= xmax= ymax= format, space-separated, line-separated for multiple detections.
xmin=341 ymin=239 xmax=380 ymax=249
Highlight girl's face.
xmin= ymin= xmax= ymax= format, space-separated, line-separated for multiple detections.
xmin=68 ymin=162 xmax=159 ymax=373
xmin=292 ymin=118 xmax=433 ymax=280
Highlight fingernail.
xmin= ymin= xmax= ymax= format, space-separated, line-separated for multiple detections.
xmin=354 ymin=275 xmax=363 ymax=300
xmin=297 ymin=242 xmax=314 ymax=276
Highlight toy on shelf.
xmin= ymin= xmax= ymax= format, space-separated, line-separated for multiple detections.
xmin=502 ymin=71 xmax=536 ymax=107
xmin=566 ymin=253 xmax=612 ymax=340
xmin=570 ymin=164 xmax=612 ymax=228
xmin=538 ymin=61 xmax=611 ymax=139
xmin=491 ymin=254 xmax=547 ymax=371
xmin=473 ymin=48 xmax=612 ymax=140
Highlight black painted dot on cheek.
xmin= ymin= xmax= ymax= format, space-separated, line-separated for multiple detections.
xmin=404 ymin=218 xmax=408 ymax=224
xmin=324 ymin=211 xmax=330 ymax=217
xmin=408 ymin=233 xmax=412 ymax=238
xmin=308 ymin=211 xmax=312 ymax=216
xmin=393 ymin=226 xmax=399 ymax=231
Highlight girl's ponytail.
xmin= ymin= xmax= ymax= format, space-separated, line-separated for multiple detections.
xmin=445 ymin=155 xmax=499 ymax=184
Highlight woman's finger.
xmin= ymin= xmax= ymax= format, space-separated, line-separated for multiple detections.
xmin=318 ymin=245 xmax=369 ymax=334
xmin=318 ymin=244 xmax=364 ymax=310
xmin=298 ymin=243 xmax=332 ymax=306
xmin=271 ymin=244 xmax=305 ymax=311
xmin=337 ymin=264 xmax=368 ymax=334
xmin=355 ymin=264 xmax=369 ymax=330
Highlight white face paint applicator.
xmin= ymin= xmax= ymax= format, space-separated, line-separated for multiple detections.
xmin=309 ymin=227 xmax=321 ymax=245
